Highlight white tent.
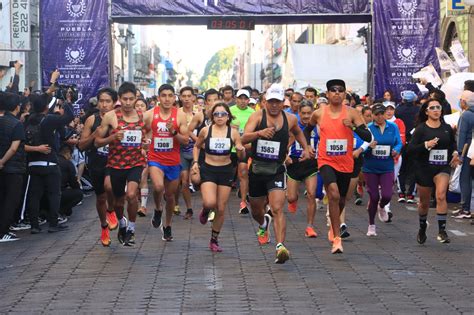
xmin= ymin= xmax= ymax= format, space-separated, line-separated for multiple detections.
xmin=282 ymin=44 xmax=368 ymax=94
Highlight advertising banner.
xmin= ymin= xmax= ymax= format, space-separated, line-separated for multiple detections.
xmin=373 ymin=0 xmax=440 ymax=99
xmin=10 ymin=0 xmax=30 ymax=50
xmin=40 ymin=0 xmax=109 ymax=109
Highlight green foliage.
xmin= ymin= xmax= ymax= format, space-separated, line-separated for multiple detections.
xmin=200 ymin=46 xmax=236 ymax=90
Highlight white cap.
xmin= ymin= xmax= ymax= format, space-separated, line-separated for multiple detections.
xmin=236 ymin=89 xmax=250 ymax=98
xmin=249 ymin=97 xmax=257 ymax=105
xmin=265 ymin=83 xmax=285 ymax=101
xmin=383 ymin=101 xmax=396 ymax=108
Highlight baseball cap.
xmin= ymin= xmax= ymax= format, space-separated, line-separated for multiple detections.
xmin=249 ymin=97 xmax=257 ymax=105
xmin=401 ymin=90 xmax=417 ymax=102
xmin=372 ymin=103 xmax=386 ymax=115
xmin=236 ymin=89 xmax=250 ymax=98
xmin=317 ymin=97 xmax=328 ymax=105
xmin=266 ymin=83 xmax=285 ymax=101
xmin=326 ymin=79 xmax=346 ymax=90
xmin=383 ymin=101 xmax=396 ymax=108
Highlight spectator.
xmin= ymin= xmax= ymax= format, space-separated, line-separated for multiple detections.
xmin=58 ymin=145 xmax=83 ymax=217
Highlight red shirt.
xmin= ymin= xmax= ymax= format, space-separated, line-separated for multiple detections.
xmin=147 ymin=106 xmax=180 ymax=166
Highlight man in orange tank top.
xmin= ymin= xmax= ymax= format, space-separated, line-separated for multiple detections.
xmin=144 ymin=84 xmax=189 ymax=242
xmin=95 ymin=82 xmax=147 ymax=247
xmin=304 ymin=79 xmax=372 ymax=254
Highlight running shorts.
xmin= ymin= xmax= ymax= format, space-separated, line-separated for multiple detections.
xmin=200 ymin=163 xmax=234 ymax=187
xmin=148 ymin=161 xmax=181 ymax=181
xmin=248 ymin=171 xmax=287 ymax=198
xmin=109 ymin=166 xmax=143 ymax=197
xmin=286 ymin=158 xmax=317 ymax=182
xmin=319 ymin=165 xmax=351 ymax=198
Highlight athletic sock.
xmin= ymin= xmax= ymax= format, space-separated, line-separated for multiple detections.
xmin=276 ymin=243 xmax=283 ymax=250
xmin=259 ymin=218 xmax=268 ymax=230
xmin=140 ymin=188 xmax=149 ymax=208
xmin=127 ymin=221 xmax=135 ymax=232
xmin=119 ymin=217 xmax=127 ymax=228
xmin=419 ymin=214 xmax=427 ymax=230
xmin=437 ymin=214 xmax=447 ymax=232
xmin=211 ymin=230 xmax=220 ymax=243
xmin=187 ymin=208 xmax=193 ymax=213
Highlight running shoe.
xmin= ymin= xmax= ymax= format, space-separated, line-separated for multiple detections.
xmin=151 ymin=210 xmax=163 ymax=228
xmin=275 ymin=244 xmax=290 ymax=264
xmin=239 ymin=201 xmax=249 ymax=214
xmin=173 ymin=205 xmax=181 ymax=216
xmin=406 ymin=195 xmax=415 ymax=204
xmin=199 ymin=208 xmax=210 ymax=225
xmin=257 ymin=214 xmax=272 ymax=245
xmin=58 ymin=215 xmax=68 ymax=225
xmin=288 ymin=201 xmax=297 ymax=213
xmin=305 ymin=226 xmax=317 ymax=238
xmin=162 ymin=226 xmax=173 ymax=241
xmin=451 ymin=208 xmax=462 ymax=215
xmin=366 ymin=224 xmax=377 ymax=237
xmin=340 ymin=224 xmax=350 ymax=239
xmin=437 ymin=231 xmax=450 ymax=243
xmin=38 ymin=218 xmax=47 ymax=226
xmin=331 ymin=237 xmax=343 ymax=254
xmin=354 ymin=197 xmax=363 ymax=206
xmin=386 ymin=211 xmax=393 ymax=223
xmin=397 ymin=193 xmax=406 ymax=203
xmin=417 ymin=227 xmax=427 ymax=244
xmin=184 ymin=209 xmax=193 ymax=220
xmin=106 ymin=211 xmax=118 ymax=230
xmin=189 ymin=184 xmax=196 ymax=193
xmin=452 ymin=211 xmax=471 ymax=219
xmin=137 ymin=206 xmax=147 ymax=217
xmin=377 ymin=205 xmax=389 ymax=222
xmin=123 ymin=230 xmax=135 ymax=246
xmin=209 ymin=240 xmax=223 ymax=252
xmin=10 ymin=221 xmax=31 ymax=231
xmin=100 ymin=226 xmax=111 ymax=247
xmin=118 ymin=226 xmax=127 ymax=245
xmin=208 ymin=211 xmax=215 ymax=222
xmin=357 ymin=183 xmax=364 ymax=196
xmin=0 ymin=232 xmax=20 ymax=243
xmin=328 ymin=225 xmax=335 ymax=243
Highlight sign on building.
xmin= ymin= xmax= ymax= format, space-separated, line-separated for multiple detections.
xmin=447 ymin=0 xmax=469 ymax=16
xmin=10 ymin=0 xmax=30 ymax=50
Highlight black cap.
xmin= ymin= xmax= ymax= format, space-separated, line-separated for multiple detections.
xmin=464 ymin=80 xmax=474 ymax=92
xmin=372 ymin=103 xmax=386 ymax=115
xmin=326 ymin=79 xmax=346 ymax=90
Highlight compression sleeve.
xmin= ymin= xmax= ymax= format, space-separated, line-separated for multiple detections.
xmin=354 ymin=124 xmax=372 ymax=142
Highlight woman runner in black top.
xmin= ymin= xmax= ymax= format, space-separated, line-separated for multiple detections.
xmin=192 ymin=103 xmax=244 ymax=252
xmin=407 ymin=98 xmax=460 ymax=244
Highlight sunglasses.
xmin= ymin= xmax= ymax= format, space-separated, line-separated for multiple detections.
xmin=329 ymin=86 xmax=345 ymax=93
xmin=213 ymin=111 xmax=228 ymax=118
xmin=427 ymin=105 xmax=442 ymax=111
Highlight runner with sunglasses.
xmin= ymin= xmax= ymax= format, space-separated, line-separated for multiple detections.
xmin=304 ymin=79 xmax=372 ymax=254
xmin=192 ymin=103 xmax=245 ymax=252
xmin=407 ymin=99 xmax=460 ymax=244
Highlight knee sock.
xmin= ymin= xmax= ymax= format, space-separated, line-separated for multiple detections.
xmin=140 ymin=188 xmax=149 ymax=208
xmin=419 ymin=214 xmax=427 ymax=230
xmin=211 ymin=230 xmax=219 ymax=243
xmin=437 ymin=214 xmax=447 ymax=232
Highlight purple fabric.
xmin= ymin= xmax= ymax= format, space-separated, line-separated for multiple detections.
xmin=40 ymin=0 xmax=110 ymax=109
xmin=363 ymin=172 xmax=394 ymax=225
xmin=373 ymin=0 xmax=440 ymax=99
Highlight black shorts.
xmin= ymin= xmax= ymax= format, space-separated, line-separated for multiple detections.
xmin=230 ymin=152 xmax=250 ymax=168
xmin=89 ymin=166 xmax=110 ymax=196
xmin=319 ymin=165 xmax=352 ymax=198
xmin=351 ymin=156 xmax=364 ymax=179
xmin=200 ymin=163 xmax=234 ymax=187
xmin=286 ymin=158 xmax=317 ymax=182
xmin=249 ymin=171 xmax=287 ymax=198
xmin=109 ymin=166 xmax=143 ymax=197
xmin=415 ymin=163 xmax=451 ymax=188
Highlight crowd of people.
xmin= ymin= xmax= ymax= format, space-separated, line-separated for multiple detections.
xmin=1 ymin=64 xmax=473 ymax=264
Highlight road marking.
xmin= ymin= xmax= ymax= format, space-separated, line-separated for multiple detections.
xmin=204 ymin=266 xmax=223 ymax=290
xmin=448 ymin=230 xmax=466 ymax=236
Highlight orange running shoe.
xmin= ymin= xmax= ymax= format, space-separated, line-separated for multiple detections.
xmin=331 ymin=237 xmax=343 ymax=254
xmin=106 ymin=211 xmax=118 ymax=231
xmin=328 ymin=225 xmax=334 ymax=243
xmin=288 ymin=201 xmax=297 ymax=213
xmin=101 ymin=226 xmax=111 ymax=247
xmin=305 ymin=226 xmax=317 ymax=238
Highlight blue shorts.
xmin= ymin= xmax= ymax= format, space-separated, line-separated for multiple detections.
xmin=148 ymin=161 xmax=182 ymax=181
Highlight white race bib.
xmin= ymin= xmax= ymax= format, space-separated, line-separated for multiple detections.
xmin=429 ymin=149 xmax=448 ymax=165
xmin=256 ymin=140 xmax=280 ymax=160
xmin=372 ymin=145 xmax=391 ymax=159
xmin=209 ymin=138 xmax=231 ymax=154
xmin=326 ymin=139 xmax=347 ymax=156
xmin=97 ymin=145 xmax=109 ymax=157
xmin=154 ymin=137 xmax=173 ymax=152
xmin=121 ymin=130 xmax=142 ymax=147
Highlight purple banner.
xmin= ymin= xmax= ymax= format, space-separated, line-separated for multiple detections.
xmin=373 ymin=0 xmax=440 ymax=100
xmin=111 ymin=0 xmax=370 ymax=17
xmin=40 ymin=0 xmax=109 ymax=109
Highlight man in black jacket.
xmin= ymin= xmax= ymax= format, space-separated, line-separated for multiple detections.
xmin=0 ymin=93 xmax=26 ymax=242
xmin=58 ymin=145 xmax=83 ymax=217
xmin=26 ymin=92 xmax=74 ymax=234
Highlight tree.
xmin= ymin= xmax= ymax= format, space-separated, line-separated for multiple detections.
xmin=200 ymin=46 xmax=236 ymax=90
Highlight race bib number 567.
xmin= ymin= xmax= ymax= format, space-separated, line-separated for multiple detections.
xmin=121 ymin=130 xmax=142 ymax=147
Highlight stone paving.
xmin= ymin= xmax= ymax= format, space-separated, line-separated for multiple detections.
xmin=0 ymin=190 xmax=473 ymax=314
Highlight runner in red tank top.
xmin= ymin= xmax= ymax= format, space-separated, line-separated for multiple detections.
xmin=144 ymin=84 xmax=189 ymax=241
xmin=95 ymin=82 xmax=147 ymax=247
xmin=304 ymin=79 xmax=372 ymax=254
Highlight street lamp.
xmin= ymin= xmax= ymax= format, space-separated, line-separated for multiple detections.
xmin=116 ymin=24 xmax=136 ymax=82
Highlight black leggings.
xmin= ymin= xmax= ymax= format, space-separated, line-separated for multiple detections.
xmin=0 ymin=173 xmax=23 ymax=235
